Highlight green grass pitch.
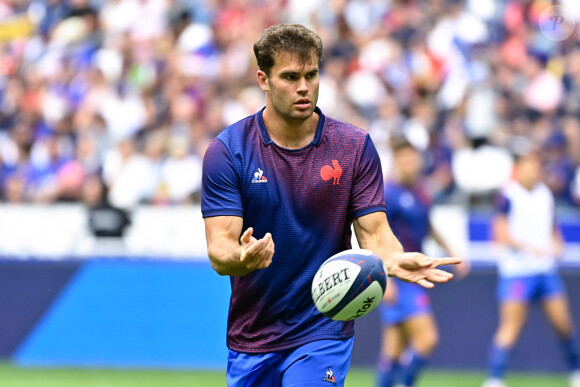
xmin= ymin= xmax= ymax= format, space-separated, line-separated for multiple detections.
xmin=0 ymin=364 xmax=569 ymax=387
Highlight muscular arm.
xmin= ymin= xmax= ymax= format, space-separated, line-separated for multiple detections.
xmin=494 ymin=213 xmax=563 ymax=259
xmin=204 ymin=216 xmax=275 ymax=276
xmin=493 ymin=214 xmax=522 ymax=251
xmin=430 ymin=219 xmax=469 ymax=279
xmin=353 ymin=211 xmax=405 ymax=262
xmin=429 ymin=222 xmax=454 ymax=256
xmin=353 ymin=211 xmax=461 ymax=288
xmin=492 ymin=194 xmax=532 ymax=253
xmin=553 ymin=221 xmax=565 ymax=259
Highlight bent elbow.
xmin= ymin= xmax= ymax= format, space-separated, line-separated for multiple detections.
xmin=208 ymin=251 xmax=226 ymax=276
xmin=208 ymin=243 xmax=246 ymax=276
xmin=210 ymin=260 xmax=228 ymax=276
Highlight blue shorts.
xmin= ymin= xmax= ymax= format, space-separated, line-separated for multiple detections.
xmin=498 ymin=273 xmax=564 ymax=303
xmin=227 ymin=338 xmax=354 ymax=387
xmin=380 ymin=279 xmax=431 ymax=325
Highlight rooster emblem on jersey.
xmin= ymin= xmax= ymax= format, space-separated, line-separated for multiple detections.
xmin=320 ymin=160 xmax=342 ymax=185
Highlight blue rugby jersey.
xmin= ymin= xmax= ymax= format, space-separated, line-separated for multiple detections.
xmin=201 ymin=107 xmax=386 ymax=353
xmin=382 ymin=181 xmax=431 ymax=324
xmin=384 ymin=181 xmax=430 ymax=253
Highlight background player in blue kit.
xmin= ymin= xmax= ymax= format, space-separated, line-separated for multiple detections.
xmin=201 ymin=24 xmax=461 ymax=387
xmin=376 ymin=138 xmax=467 ymax=387
xmin=482 ymin=152 xmax=580 ymax=387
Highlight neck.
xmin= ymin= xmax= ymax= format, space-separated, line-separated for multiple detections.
xmin=262 ymin=106 xmax=319 ymax=149
xmin=394 ymin=174 xmax=416 ymax=187
xmin=518 ymin=179 xmax=537 ymax=190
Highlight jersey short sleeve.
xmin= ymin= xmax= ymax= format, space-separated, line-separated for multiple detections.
xmin=494 ymin=193 xmax=511 ymax=215
xmin=384 ymin=183 xmax=400 ymax=221
xmin=201 ymin=138 xmax=244 ymax=218
xmin=350 ymin=134 xmax=386 ymax=218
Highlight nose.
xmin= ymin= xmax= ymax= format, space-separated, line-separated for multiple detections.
xmin=297 ymin=77 xmax=308 ymax=95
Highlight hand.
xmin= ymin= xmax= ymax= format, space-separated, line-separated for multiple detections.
xmin=553 ymin=242 xmax=565 ymax=260
xmin=239 ymin=227 xmax=275 ymax=272
xmin=453 ymin=258 xmax=470 ymax=280
xmin=448 ymin=250 xmax=470 ymax=280
xmin=388 ymin=252 xmax=462 ymax=289
xmin=525 ymin=245 xmax=548 ymax=258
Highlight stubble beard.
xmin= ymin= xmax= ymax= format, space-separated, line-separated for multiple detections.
xmin=268 ymin=84 xmax=316 ymax=126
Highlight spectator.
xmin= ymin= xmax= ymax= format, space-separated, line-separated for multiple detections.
xmin=0 ymin=0 xmax=577 ymax=209
xmin=82 ymin=174 xmax=131 ymax=238
xmin=158 ymin=135 xmax=202 ymax=204
xmin=103 ymin=136 xmax=148 ymax=209
xmin=2 ymin=173 xmax=28 ymax=203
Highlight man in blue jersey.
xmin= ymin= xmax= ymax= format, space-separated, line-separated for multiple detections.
xmin=376 ymin=138 xmax=467 ymax=387
xmin=482 ymin=152 xmax=580 ymax=387
xmin=201 ymin=24 xmax=461 ymax=387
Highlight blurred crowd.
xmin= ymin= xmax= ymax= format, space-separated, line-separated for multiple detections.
xmin=1 ymin=0 xmax=580 ymax=208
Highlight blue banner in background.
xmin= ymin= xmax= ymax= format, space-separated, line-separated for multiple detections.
xmin=10 ymin=260 xmax=230 ymax=369
xmin=2 ymin=256 xmax=580 ymax=371
xmin=469 ymin=212 xmax=580 ymax=243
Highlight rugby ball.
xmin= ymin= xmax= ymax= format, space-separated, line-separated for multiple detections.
xmin=311 ymin=249 xmax=387 ymax=321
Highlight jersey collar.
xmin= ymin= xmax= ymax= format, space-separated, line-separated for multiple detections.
xmin=257 ymin=106 xmax=326 ymax=148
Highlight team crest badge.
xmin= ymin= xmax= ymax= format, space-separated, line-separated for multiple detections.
xmin=320 ymin=160 xmax=342 ymax=185
xmin=323 ymin=368 xmax=336 ymax=384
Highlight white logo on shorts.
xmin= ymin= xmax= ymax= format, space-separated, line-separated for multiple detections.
xmin=322 ymin=367 xmax=336 ymax=384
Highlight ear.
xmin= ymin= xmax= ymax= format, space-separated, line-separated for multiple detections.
xmin=257 ymin=70 xmax=269 ymax=92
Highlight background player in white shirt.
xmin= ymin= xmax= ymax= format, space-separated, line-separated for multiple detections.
xmin=483 ymin=152 xmax=580 ymax=387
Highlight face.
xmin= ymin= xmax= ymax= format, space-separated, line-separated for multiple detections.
xmin=394 ymin=147 xmax=422 ymax=184
xmin=257 ymin=51 xmax=320 ymax=124
xmin=515 ymin=154 xmax=541 ymax=187
xmin=5 ymin=175 xmax=25 ymax=203
xmin=82 ymin=176 xmax=103 ymax=206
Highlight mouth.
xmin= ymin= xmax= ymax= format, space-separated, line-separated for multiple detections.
xmin=294 ymin=98 xmax=311 ymax=109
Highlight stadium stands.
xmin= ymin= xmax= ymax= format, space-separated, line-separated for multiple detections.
xmin=1 ymin=0 xmax=579 ymax=207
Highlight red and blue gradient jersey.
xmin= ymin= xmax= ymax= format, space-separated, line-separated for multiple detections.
xmin=384 ymin=181 xmax=431 ymax=253
xmin=201 ymin=107 xmax=386 ymax=353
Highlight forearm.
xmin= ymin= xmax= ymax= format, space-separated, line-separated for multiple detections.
xmin=354 ymin=211 xmax=460 ymax=287
xmin=503 ymin=237 xmax=526 ymax=251
xmin=494 ymin=216 xmax=527 ymax=251
xmin=356 ymin=221 xmax=404 ymax=274
xmin=208 ymin=235 xmax=248 ymax=276
xmin=553 ymin=225 xmax=565 ymax=258
xmin=430 ymin=227 xmax=453 ymax=255
xmin=497 ymin=230 xmax=531 ymax=252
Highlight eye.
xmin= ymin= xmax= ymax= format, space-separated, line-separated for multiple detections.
xmin=284 ymin=74 xmax=297 ymax=81
xmin=306 ymin=71 xmax=318 ymax=80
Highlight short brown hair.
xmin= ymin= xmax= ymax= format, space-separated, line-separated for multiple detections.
xmin=391 ymin=137 xmax=417 ymax=154
xmin=253 ymin=24 xmax=323 ymax=76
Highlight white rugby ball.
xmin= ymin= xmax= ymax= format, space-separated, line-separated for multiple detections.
xmin=311 ymin=249 xmax=387 ymax=321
